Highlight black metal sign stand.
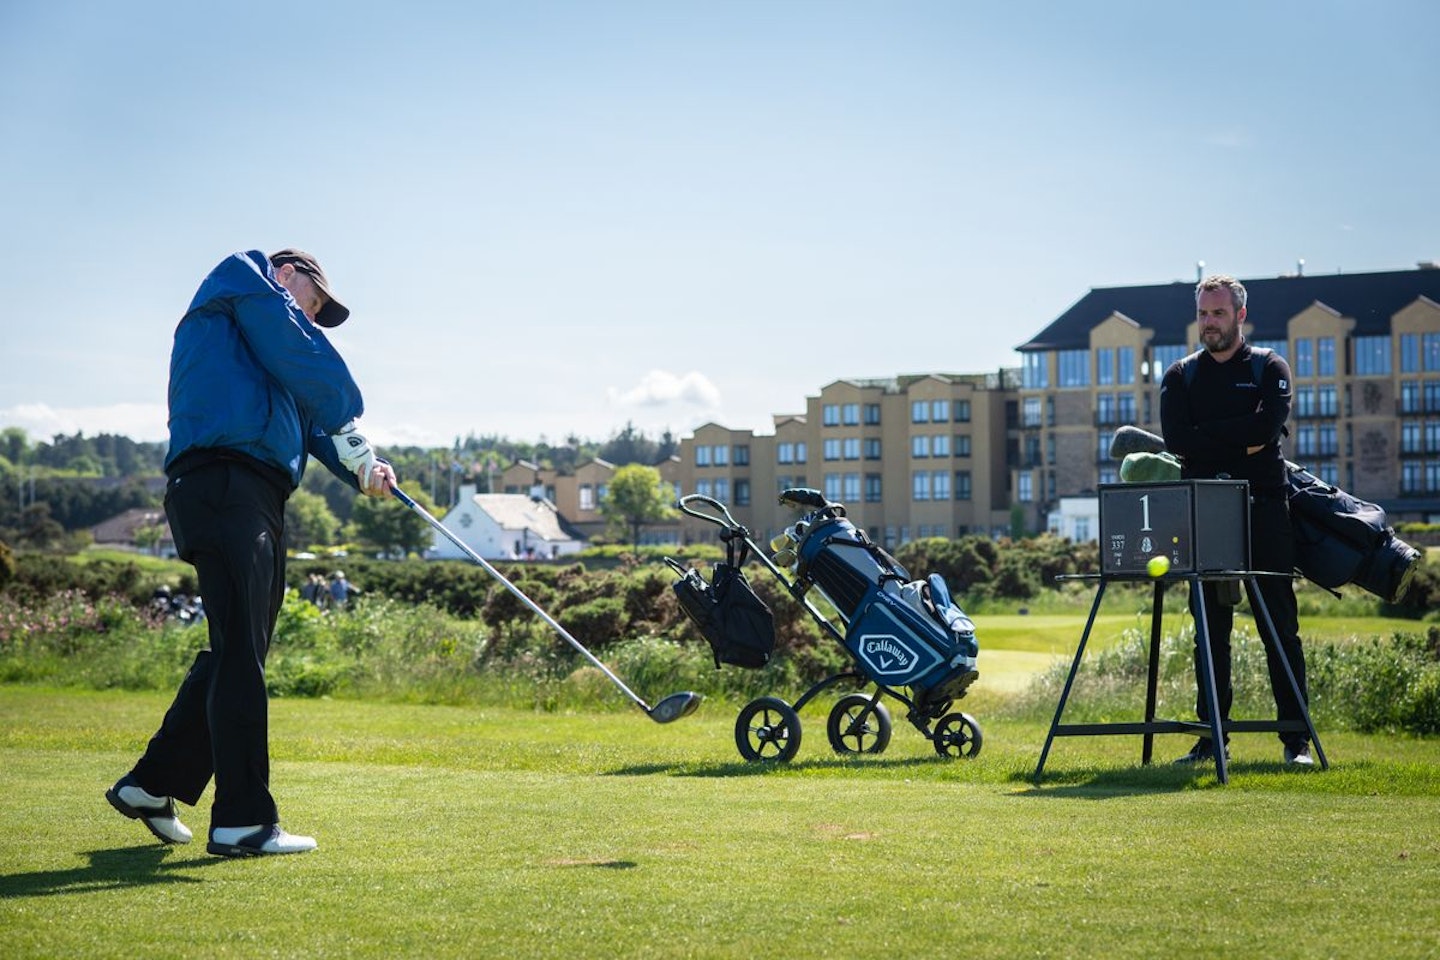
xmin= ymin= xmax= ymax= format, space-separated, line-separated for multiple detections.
xmin=1032 ymin=570 xmax=1328 ymax=785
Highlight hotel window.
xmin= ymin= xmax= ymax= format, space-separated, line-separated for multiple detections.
xmin=1317 ymin=337 xmax=1336 ymax=377
xmin=931 ymin=399 xmax=950 ymax=422
xmin=1294 ymin=338 xmax=1314 ymax=378
xmin=695 ymin=446 xmax=711 ymax=466
xmin=795 ymin=442 xmax=807 ymax=463
xmin=824 ymin=473 xmax=842 ymax=501
xmin=1118 ymin=347 xmax=1136 ymax=384
xmin=932 ymin=471 xmax=951 ymax=500
xmin=864 ymin=474 xmax=883 ymax=502
xmin=956 ymin=435 xmax=971 ymax=457
xmin=733 ymin=445 xmax=749 ymax=465
xmin=842 ymin=403 xmax=860 ymax=425
xmin=1023 ymin=397 xmax=1042 ymax=428
xmin=864 ymin=438 xmax=882 ymax=459
xmin=864 ymin=403 xmax=881 ymax=425
xmin=911 ymin=400 xmax=929 ymax=423
xmin=932 ymin=434 xmax=951 ymax=457
xmin=713 ymin=478 xmax=729 ymax=502
xmin=912 ymin=471 xmax=932 ymax=501
xmin=842 ymin=437 xmax=861 ymax=460
xmin=1400 ymin=334 xmax=1420 ymax=373
xmin=1017 ymin=471 xmax=1033 ymax=502
xmin=1354 ymin=336 xmax=1391 ymax=376
xmin=1023 ymin=352 xmax=1048 ymax=389
xmin=777 ymin=442 xmax=794 ymax=464
xmin=955 ymin=471 xmax=972 ymax=500
xmin=713 ymin=444 xmax=728 ymax=466
xmin=955 ymin=400 xmax=971 ymax=422
xmin=823 ymin=438 xmax=841 ymax=461
xmin=1058 ymin=350 xmax=1090 ymax=387
xmin=911 ymin=435 xmax=930 ymax=458
xmin=734 ymin=479 xmax=750 ymax=506
xmin=842 ymin=473 xmax=860 ymax=502
xmin=1096 ymin=348 xmax=1115 ymax=386
xmin=823 ymin=404 xmax=840 ymax=426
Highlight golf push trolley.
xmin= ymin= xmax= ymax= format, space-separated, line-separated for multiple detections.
xmin=667 ymin=489 xmax=983 ymax=763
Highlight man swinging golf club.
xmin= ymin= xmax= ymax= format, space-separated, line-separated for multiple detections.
xmin=106 ymin=249 xmax=396 ymax=857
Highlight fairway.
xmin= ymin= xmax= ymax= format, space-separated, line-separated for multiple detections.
xmin=2 ymin=687 xmax=1437 ymax=959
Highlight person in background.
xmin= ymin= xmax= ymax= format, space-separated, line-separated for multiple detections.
xmin=1159 ymin=274 xmax=1313 ymax=767
xmin=106 ymin=249 xmax=397 ymax=857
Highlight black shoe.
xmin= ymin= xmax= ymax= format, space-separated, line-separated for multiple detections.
xmin=1173 ymin=739 xmax=1229 ymax=765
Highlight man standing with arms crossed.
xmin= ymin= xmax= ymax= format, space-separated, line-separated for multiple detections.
xmin=107 ymin=249 xmax=397 ymax=856
xmin=1160 ymin=274 xmax=1313 ymax=767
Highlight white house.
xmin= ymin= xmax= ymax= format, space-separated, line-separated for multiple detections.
xmin=431 ymin=484 xmax=584 ymax=561
xmin=1047 ymin=495 xmax=1099 ymax=543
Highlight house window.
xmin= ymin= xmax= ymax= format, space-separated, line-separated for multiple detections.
xmin=579 ymin=484 xmax=595 ymax=510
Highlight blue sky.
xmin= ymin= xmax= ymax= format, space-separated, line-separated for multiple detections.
xmin=2 ymin=1 xmax=1436 ymax=450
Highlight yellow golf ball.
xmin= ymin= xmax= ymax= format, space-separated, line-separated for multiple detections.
xmin=1146 ymin=555 xmax=1170 ymax=578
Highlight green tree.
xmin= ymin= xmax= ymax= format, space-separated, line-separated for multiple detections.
xmin=600 ymin=464 xmax=676 ymax=552
xmin=285 ymin=488 xmax=341 ymax=550
xmin=348 ymin=482 xmax=439 ymax=557
xmin=133 ymin=522 xmax=166 ymax=556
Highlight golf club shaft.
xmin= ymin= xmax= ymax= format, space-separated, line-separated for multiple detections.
xmin=389 ymin=486 xmax=651 ymax=710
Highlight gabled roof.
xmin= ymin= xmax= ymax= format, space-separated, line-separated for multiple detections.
xmin=472 ymin=494 xmax=573 ymax=544
xmin=1018 ymin=266 xmax=1440 ymax=352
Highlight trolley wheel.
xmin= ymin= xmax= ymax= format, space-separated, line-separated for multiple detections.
xmin=826 ymin=694 xmax=893 ymax=755
xmin=735 ymin=696 xmax=802 ymax=763
xmin=933 ymin=712 xmax=983 ymax=759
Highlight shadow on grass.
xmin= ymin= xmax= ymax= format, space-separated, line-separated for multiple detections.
xmin=1005 ymin=759 xmax=1310 ymax=797
xmin=605 ymin=756 xmax=949 ymax=778
xmin=0 ymin=845 xmax=222 ymax=899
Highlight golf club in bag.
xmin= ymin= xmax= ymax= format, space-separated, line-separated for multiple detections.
xmin=390 ymin=486 xmax=701 ymax=724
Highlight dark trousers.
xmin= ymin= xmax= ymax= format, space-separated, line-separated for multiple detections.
xmin=131 ymin=460 xmax=287 ymax=828
xmin=1190 ymin=493 xmax=1310 ymax=749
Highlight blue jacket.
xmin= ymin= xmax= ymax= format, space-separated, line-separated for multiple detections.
xmin=165 ymin=251 xmax=365 ymax=491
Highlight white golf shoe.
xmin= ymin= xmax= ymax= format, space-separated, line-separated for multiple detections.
xmin=207 ymin=824 xmax=318 ymax=857
xmin=106 ymin=774 xmax=193 ymax=845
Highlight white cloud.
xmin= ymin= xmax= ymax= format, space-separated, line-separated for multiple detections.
xmin=607 ymin=370 xmax=723 ymax=410
xmin=0 ymin=403 xmax=169 ymax=443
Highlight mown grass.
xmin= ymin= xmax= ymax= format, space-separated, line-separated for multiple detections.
xmin=2 ymin=686 xmax=1437 ymax=960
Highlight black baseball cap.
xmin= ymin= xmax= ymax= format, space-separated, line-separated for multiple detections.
xmin=269 ymin=249 xmax=350 ymax=327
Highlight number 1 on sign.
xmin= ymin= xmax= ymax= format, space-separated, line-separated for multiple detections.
xmin=1139 ymin=494 xmax=1152 ymax=532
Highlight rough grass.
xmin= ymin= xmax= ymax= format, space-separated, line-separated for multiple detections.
xmin=1 ymin=687 xmax=1437 ymax=960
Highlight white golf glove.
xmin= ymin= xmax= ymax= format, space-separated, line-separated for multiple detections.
xmin=331 ymin=420 xmax=377 ymax=486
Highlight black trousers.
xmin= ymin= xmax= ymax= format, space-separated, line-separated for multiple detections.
xmin=1190 ymin=493 xmax=1310 ymax=749
xmin=131 ymin=460 xmax=287 ymax=828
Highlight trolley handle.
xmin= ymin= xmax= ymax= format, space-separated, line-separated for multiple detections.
xmin=676 ymin=493 xmax=741 ymax=530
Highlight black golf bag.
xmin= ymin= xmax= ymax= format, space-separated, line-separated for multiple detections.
xmin=1285 ymin=462 xmax=1423 ymax=604
xmin=667 ymin=535 xmax=775 ymax=670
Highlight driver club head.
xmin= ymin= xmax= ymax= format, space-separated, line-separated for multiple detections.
xmin=648 ymin=691 xmax=703 ymax=724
